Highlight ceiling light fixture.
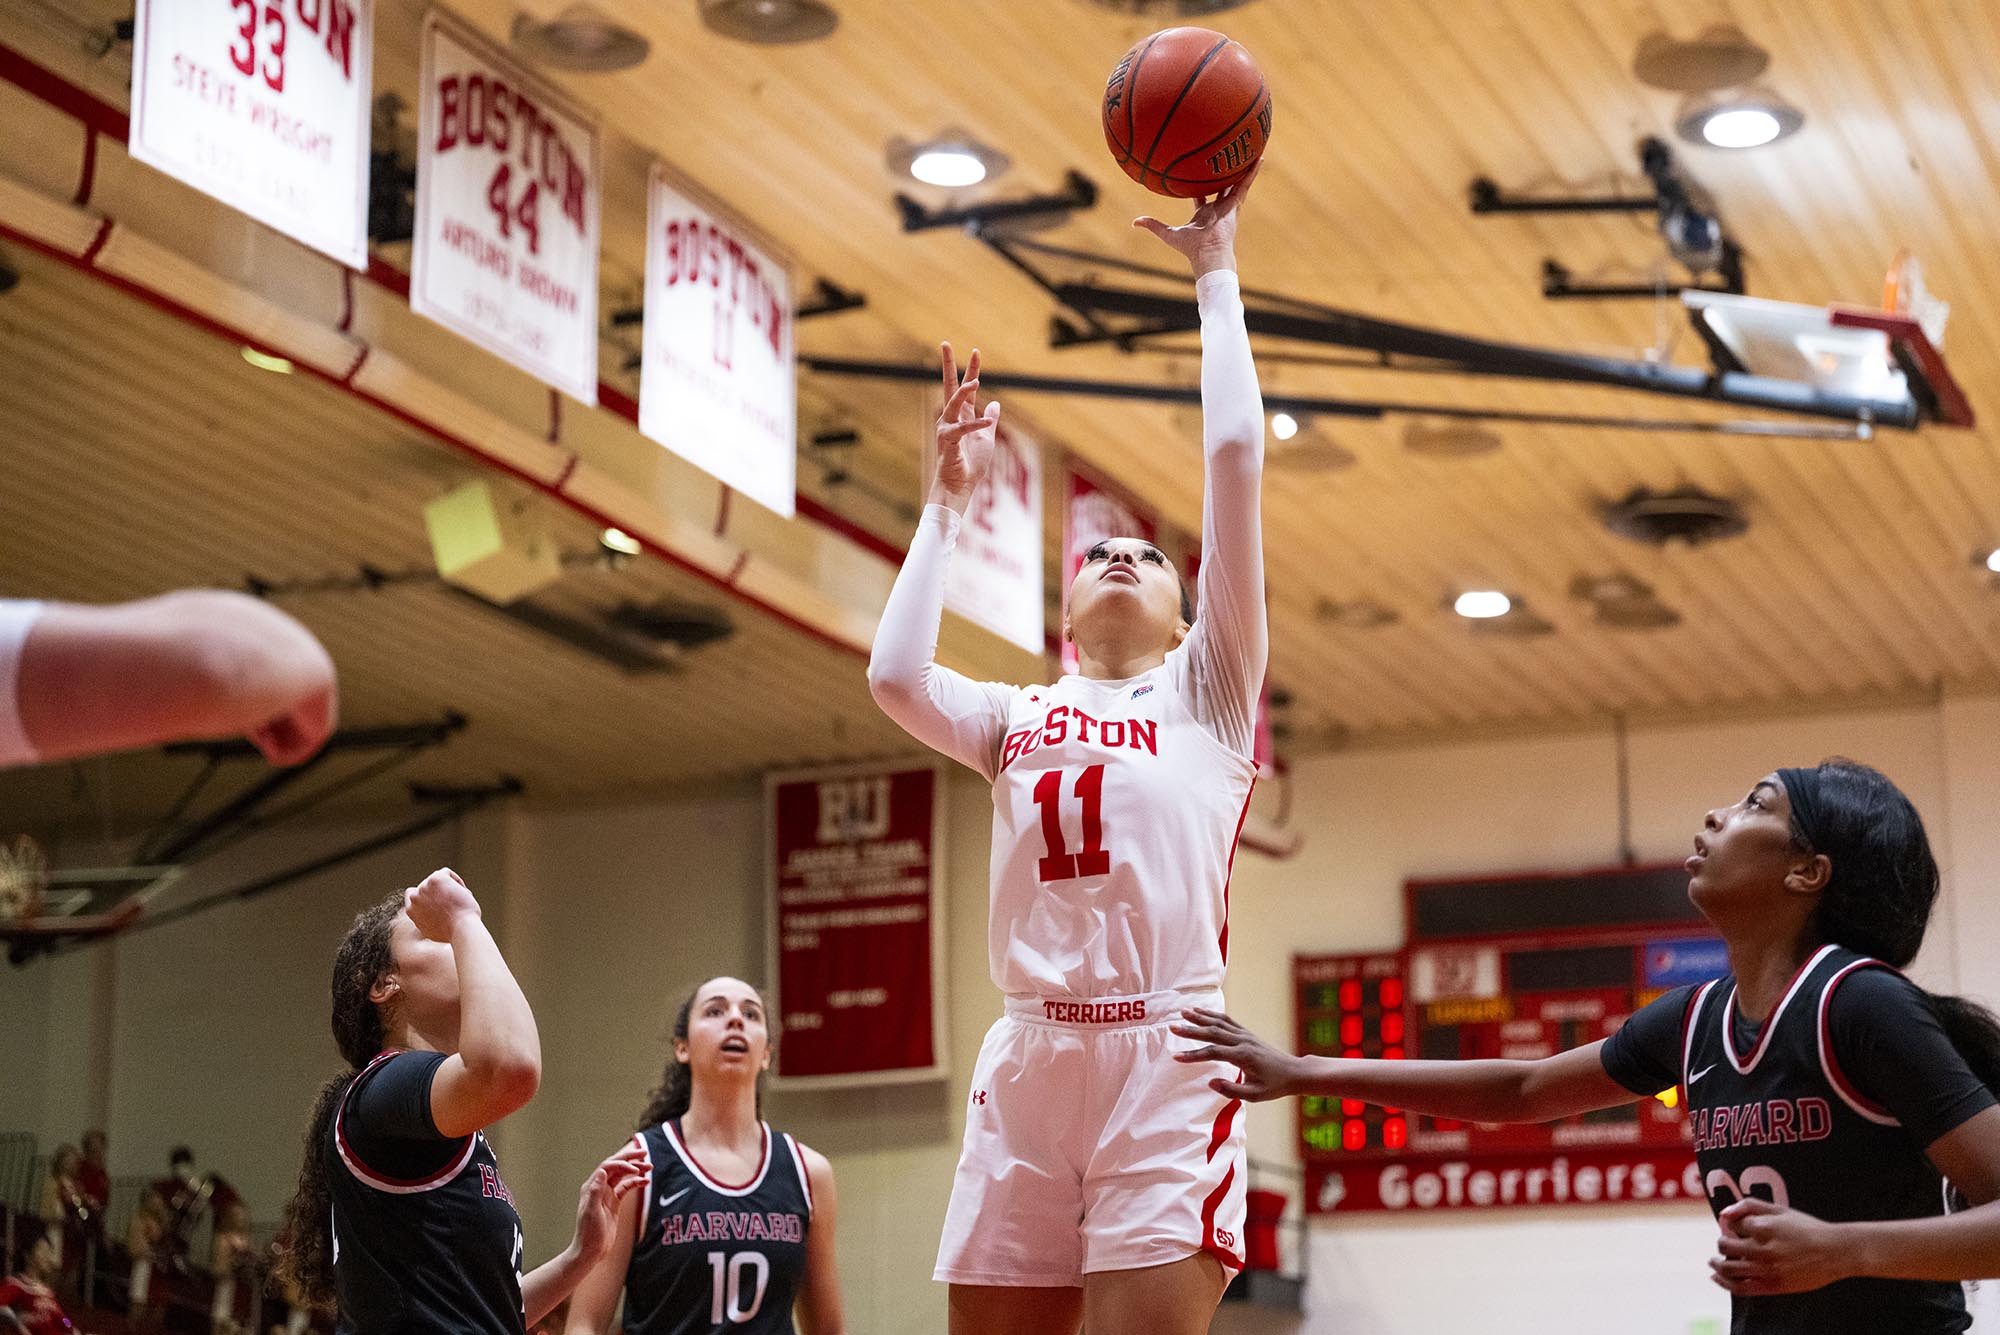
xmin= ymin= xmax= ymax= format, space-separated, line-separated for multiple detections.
xmin=1453 ymin=590 xmax=1512 ymax=620
xmin=1675 ymin=87 xmax=1804 ymax=149
xmin=600 ymin=527 xmax=644 ymax=557
xmin=1982 ymin=548 xmax=2000 ymax=575
xmin=888 ymin=133 xmax=1007 ymax=188
xmin=699 ymin=0 xmax=838 ymax=44
xmin=241 ymin=347 xmax=294 ymax=374
xmin=1270 ymin=411 xmax=1299 ymax=441
xmin=510 ymin=7 xmax=650 ymax=71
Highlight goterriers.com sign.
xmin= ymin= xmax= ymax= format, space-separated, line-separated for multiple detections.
xmin=413 ymin=8 xmax=601 ymax=403
xmin=1307 ymin=1149 xmax=1704 ymax=1215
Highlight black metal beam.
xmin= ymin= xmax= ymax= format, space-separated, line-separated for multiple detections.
xmin=162 ymin=713 xmax=467 ymax=760
xmin=895 ymin=171 xmax=1097 ymax=234
xmin=801 ymin=357 xmax=1870 ymax=438
xmin=1469 ymin=176 xmax=1657 ymax=214
xmin=1044 ymin=283 xmax=1916 ymax=428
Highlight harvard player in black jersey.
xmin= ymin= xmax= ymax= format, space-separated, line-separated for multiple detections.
xmin=1175 ymin=759 xmax=2000 ymax=1334
xmin=276 ymin=868 xmax=648 ymax=1335
xmin=565 ymin=977 xmax=843 ymax=1335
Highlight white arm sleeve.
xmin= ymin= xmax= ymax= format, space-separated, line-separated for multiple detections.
xmin=0 ymin=599 xmax=45 ymax=767
xmin=867 ymin=505 xmax=1015 ymax=782
xmin=1175 ymin=270 xmax=1267 ymax=756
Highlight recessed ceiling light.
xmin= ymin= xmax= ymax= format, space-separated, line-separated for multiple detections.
xmin=888 ymin=133 xmax=1008 ymax=189
xmin=1270 ymin=412 xmax=1299 ymax=441
xmin=241 ymin=346 xmax=294 ymax=374
xmin=600 ymin=527 xmax=644 ymax=557
xmin=1983 ymin=547 xmax=2000 ymax=575
xmin=910 ymin=149 xmax=987 ymax=188
xmin=1676 ymin=88 xmax=1804 ymax=149
xmin=1453 ymin=590 xmax=1512 ymax=620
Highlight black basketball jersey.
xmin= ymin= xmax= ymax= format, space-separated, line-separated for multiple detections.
xmin=329 ymin=1051 xmax=526 ymax=1335
xmin=1680 ymin=944 xmax=1966 ymax=1335
xmin=622 ymin=1120 xmax=814 ymax=1335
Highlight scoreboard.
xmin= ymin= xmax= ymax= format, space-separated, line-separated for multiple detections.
xmin=1294 ymin=863 xmax=1730 ymax=1216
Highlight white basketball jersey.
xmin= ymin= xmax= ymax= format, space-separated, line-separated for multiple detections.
xmin=987 ymin=652 xmax=1258 ymax=999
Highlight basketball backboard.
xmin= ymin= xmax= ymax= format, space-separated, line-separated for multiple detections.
xmin=1684 ymin=288 xmax=1974 ymax=429
xmin=0 ymin=839 xmax=184 ymax=961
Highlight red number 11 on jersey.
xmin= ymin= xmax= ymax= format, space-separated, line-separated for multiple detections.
xmin=1034 ymin=764 xmax=1110 ymax=881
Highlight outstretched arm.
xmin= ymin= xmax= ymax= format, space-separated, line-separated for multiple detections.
xmin=3 ymin=590 xmax=336 ymax=768
xmin=866 ymin=346 xmax=1013 ymax=780
xmin=1172 ymin=1008 xmax=1640 ymax=1123
xmin=1135 ymin=169 xmax=1267 ymax=750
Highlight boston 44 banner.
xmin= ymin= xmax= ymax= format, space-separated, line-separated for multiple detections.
xmin=766 ymin=764 xmax=947 ymax=1087
xmin=413 ymin=9 xmax=601 ymax=404
xmin=943 ymin=421 xmax=1045 ymax=655
xmin=130 ymin=0 xmax=374 ymax=267
xmin=639 ymin=166 xmax=797 ymax=517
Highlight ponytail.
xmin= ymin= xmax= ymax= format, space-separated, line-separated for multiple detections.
xmin=274 ymin=893 xmax=401 ymax=1312
xmin=1785 ymin=759 xmax=2000 ymax=1101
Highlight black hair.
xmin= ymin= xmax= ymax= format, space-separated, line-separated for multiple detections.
xmin=274 ymin=892 xmax=403 ymax=1313
xmin=169 ymin=1146 xmax=193 ymax=1167
xmin=637 ymin=978 xmax=770 ymax=1128
xmin=10 ymin=1222 xmax=52 ymax=1276
xmin=1789 ymin=758 xmax=2000 ymax=1095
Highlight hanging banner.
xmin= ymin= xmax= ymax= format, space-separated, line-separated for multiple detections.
xmin=639 ymin=166 xmax=796 ymax=517
xmin=767 ymin=764 xmax=947 ymax=1087
xmin=130 ymin=0 xmax=375 ymax=267
xmin=942 ymin=423 xmax=1045 ymax=654
xmin=1060 ymin=465 xmax=1161 ymax=674
xmin=413 ymin=9 xmax=601 ymax=404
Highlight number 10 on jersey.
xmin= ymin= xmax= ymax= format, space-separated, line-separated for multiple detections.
xmin=1034 ymin=765 xmax=1110 ymax=881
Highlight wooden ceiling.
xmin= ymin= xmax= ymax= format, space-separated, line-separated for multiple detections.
xmin=3 ymin=0 xmax=2000 ymax=831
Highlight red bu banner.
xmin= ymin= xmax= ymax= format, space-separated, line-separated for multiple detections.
xmin=1307 ymin=1148 xmax=1705 ymax=1216
xmin=1061 ymin=466 xmax=1160 ymax=674
xmin=639 ymin=166 xmax=797 ymax=518
xmin=130 ymin=0 xmax=374 ymax=267
xmin=766 ymin=765 xmax=947 ymax=1087
xmin=413 ymin=9 xmax=601 ymax=404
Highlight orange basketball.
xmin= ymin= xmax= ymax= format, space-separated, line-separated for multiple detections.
xmin=1102 ymin=27 xmax=1272 ymax=198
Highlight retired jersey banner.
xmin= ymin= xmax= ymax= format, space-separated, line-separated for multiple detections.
xmin=1061 ymin=465 xmax=1161 ymax=674
xmin=766 ymin=764 xmax=946 ymax=1087
xmin=413 ymin=9 xmax=601 ymax=404
xmin=639 ymin=166 xmax=797 ymax=517
xmin=130 ymin=0 xmax=374 ymax=267
xmin=943 ymin=422 xmax=1045 ymax=654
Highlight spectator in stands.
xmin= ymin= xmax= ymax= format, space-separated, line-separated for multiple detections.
xmin=35 ymin=1148 xmax=85 ymax=1276
xmin=208 ymin=1200 xmax=254 ymax=1335
xmin=0 ymin=1226 xmax=74 ymax=1335
xmin=74 ymin=1135 xmax=107 ymax=1230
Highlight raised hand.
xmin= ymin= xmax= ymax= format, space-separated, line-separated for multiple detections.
xmin=932 ymin=342 xmax=1002 ymax=510
xmin=404 ymin=867 xmax=480 ymax=942
xmin=1170 ymin=1006 xmax=1305 ymax=1101
xmin=572 ymin=1142 xmax=650 ymax=1264
xmin=1133 ymin=160 xmax=1261 ymax=278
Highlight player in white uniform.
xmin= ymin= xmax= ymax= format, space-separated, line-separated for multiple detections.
xmin=868 ymin=170 xmax=1266 ymax=1335
xmin=0 ymin=590 xmax=336 ymax=770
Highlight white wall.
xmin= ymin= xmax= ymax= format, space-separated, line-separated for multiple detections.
xmin=7 ymin=691 xmax=1999 ymax=1335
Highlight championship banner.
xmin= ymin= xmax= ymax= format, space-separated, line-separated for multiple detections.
xmin=766 ymin=764 xmax=946 ymax=1087
xmin=1060 ymin=465 xmax=1160 ymax=673
xmin=130 ymin=0 xmax=374 ymax=267
xmin=943 ymin=422 xmax=1045 ymax=654
xmin=639 ymin=166 xmax=797 ymax=517
xmin=413 ymin=9 xmax=601 ymax=404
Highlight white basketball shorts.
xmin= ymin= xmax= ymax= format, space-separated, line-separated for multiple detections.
xmin=934 ymin=988 xmax=1248 ymax=1286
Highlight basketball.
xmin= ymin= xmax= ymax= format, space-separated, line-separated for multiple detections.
xmin=1102 ymin=27 xmax=1273 ymax=198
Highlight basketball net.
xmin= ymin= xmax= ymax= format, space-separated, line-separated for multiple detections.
xmin=0 ymin=836 xmax=49 ymax=924
xmin=1885 ymin=249 xmax=1951 ymax=348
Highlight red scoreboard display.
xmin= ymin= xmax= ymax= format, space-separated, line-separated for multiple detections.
xmin=1295 ymin=863 xmax=1730 ymax=1216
